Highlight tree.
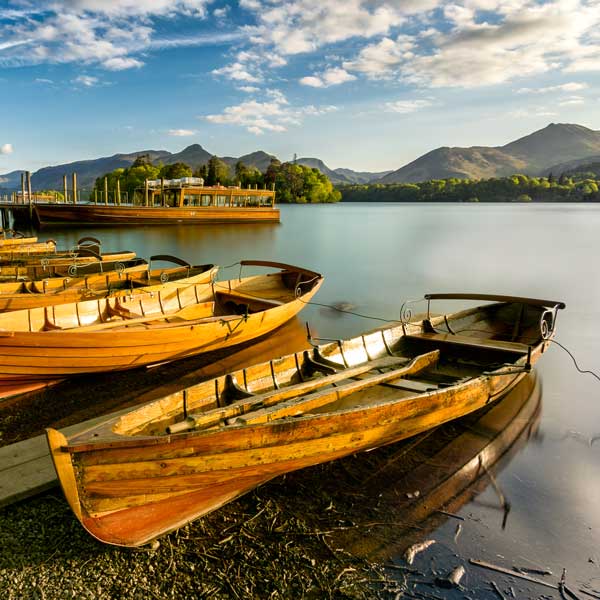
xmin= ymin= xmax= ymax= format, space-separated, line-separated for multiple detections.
xmin=205 ymin=156 xmax=230 ymax=186
xmin=264 ymin=158 xmax=282 ymax=186
xmin=132 ymin=154 xmax=152 ymax=167
xmin=193 ymin=164 xmax=208 ymax=180
xmin=159 ymin=162 xmax=192 ymax=179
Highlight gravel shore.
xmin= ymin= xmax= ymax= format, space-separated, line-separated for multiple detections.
xmin=0 ymin=455 xmax=407 ymax=600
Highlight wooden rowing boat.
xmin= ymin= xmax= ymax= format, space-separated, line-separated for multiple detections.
xmin=0 ymin=256 xmax=217 ymax=311
xmin=0 ymin=231 xmax=38 ymax=246
xmin=0 ymin=256 xmax=148 ymax=282
xmin=0 ymin=240 xmax=58 ymax=256
xmin=46 ymin=293 xmax=563 ymax=547
xmin=0 ymin=260 xmax=322 ymax=382
xmin=0 ymin=236 xmax=135 ymax=266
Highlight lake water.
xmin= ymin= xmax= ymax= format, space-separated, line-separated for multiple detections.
xmin=39 ymin=203 xmax=600 ymax=596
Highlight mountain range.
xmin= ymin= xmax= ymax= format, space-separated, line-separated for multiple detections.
xmin=1 ymin=123 xmax=599 ymax=190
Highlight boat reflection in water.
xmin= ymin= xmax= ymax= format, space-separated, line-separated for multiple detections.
xmin=327 ymin=372 xmax=542 ymax=561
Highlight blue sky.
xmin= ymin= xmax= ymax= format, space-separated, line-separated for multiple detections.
xmin=1 ymin=0 xmax=599 ymax=174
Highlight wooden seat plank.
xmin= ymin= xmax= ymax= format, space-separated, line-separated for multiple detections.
xmin=406 ymin=332 xmax=530 ymax=355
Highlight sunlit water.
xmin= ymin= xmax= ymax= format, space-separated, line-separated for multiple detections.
xmin=39 ymin=203 xmax=600 ymax=596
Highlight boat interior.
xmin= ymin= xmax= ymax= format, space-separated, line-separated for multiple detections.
xmin=0 ymin=264 xmax=321 ymax=332
xmin=98 ymin=299 xmax=556 ymax=441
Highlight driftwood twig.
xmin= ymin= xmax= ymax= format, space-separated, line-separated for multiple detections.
xmin=469 ymin=559 xmax=558 ymax=590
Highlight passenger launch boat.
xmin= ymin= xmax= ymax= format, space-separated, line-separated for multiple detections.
xmin=0 ymin=261 xmax=322 ymax=382
xmin=47 ymin=293 xmax=563 ymax=547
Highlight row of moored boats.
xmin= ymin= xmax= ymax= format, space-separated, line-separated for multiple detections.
xmin=0 ymin=230 xmax=565 ymax=548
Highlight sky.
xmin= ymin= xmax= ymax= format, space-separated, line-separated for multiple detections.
xmin=0 ymin=0 xmax=599 ymax=174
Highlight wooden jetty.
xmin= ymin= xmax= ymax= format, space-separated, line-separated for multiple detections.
xmin=0 ymin=172 xmax=280 ymax=228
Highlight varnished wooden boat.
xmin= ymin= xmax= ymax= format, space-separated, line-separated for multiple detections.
xmin=0 ymin=260 xmax=322 ymax=382
xmin=0 ymin=256 xmax=148 ymax=282
xmin=0 ymin=239 xmax=57 ymax=256
xmin=47 ymin=293 xmax=563 ymax=547
xmin=0 ymin=231 xmax=38 ymax=246
xmin=0 ymin=256 xmax=217 ymax=311
xmin=0 ymin=236 xmax=134 ymax=266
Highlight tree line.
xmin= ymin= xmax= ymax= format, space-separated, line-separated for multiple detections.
xmin=339 ymin=173 xmax=600 ymax=203
xmin=92 ymin=155 xmax=340 ymax=204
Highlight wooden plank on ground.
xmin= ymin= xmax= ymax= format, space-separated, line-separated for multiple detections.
xmin=0 ymin=407 xmax=131 ymax=508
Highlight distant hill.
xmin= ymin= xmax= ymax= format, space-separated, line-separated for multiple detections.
xmin=1 ymin=146 xmax=373 ymax=191
xmin=27 ymin=150 xmax=171 ymax=190
xmin=503 ymin=123 xmax=600 ymax=172
xmin=378 ymin=123 xmax=600 ymax=183
xmin=332 ymin=167 xmax=393 ymax=184
xmin=0 ymin=170 xmax=23 ymax=189
xmin=379 ymin=147 xmax=527 ymax=183
xmin=542 ymin=154 xmax=600 ymax=177
xmin=297 ymin=158 xmax=387 ymax=184
xmin=161 ymin=144 xmax=212 ymax=168
xmin=220 ymin=151 xmax=278 ymax=173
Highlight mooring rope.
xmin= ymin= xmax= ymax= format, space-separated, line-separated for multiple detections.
xmin=547 ymin=339 xmax=600 ymax=383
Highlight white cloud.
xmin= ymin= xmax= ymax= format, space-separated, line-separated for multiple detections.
xmin=243 ymin=0 xmax=417 ymax=56
xmin=204 ymin=91 xmax=337 ymax=134
xmin=385 ymin=98 xmax=434 ymax=113
xmin=0 ymin=2 xmax=213 ymax=70
xmin=238 ymin=85 xmax=260 ymax=93
xmin=213 ymin=6 xmax=229 ymax=19
xmin=343 ymin=36 xmax=415 ymax=79
xmin=0 ymin=144 xmax=13 ymax=155
xmin=59 ymin=1 xmax=211 ymax=18
xmin=103 ymin=57 xmax=144 ymax=70
xmin=299 ymin=67 xmax=356 ymax=88
xmin=212 ymin=62 xmax=262 ymax=82
xmin=168 ymin=129 xmax=197 ymax=136
xmin=73 ymin=75 xmax=99 ymax=87
xmin=299 ymin=76 xmax=324 ymax=88
xmin=508 ymin=107 xmax=558 ymax=119
xmin=35 ymin=78 xmax=55 ymax=84
xmin=397 ymin=1 xmax=600 ymax=88
xmin=558 ymin=95 xmax=585 ymax=106
xmin=517 ymin=82 xmax=588 ymax=94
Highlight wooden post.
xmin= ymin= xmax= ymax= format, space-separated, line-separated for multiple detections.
xmin=94 ymin=188 xmax=98 ymax=204
xmin=62 ymin=175 xmax=67 ymax=204
xmin=144 ymin=179 xmax=149 ymax=207
xmin=72 ymin=173 xmax=77 ymax=204
xmin=26 ymin=171 xmax=33 ymax=222
xmin=116 ymin=179 xmax=121 ymax=206
xmin=160 ymin=178 xmax=164 ymax=207
xmin=104 ymin=177 xmax=108 ymax=206
xmin=20 ymin=172 xmax=25 ymax=205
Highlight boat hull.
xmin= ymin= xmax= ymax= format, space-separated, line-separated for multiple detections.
xmin=47 ymin=314 xmax=548 ymax=546
xmin=47 ymin=295 xmax=563 ymax=547
xmin=0 ymin=272 xmax=322 ymax=381
xmin=34 ymin=204 xmax=281 ymax=227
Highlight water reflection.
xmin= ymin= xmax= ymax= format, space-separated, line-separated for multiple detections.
xmin=319 ymin=372 xmax=542 ymax=561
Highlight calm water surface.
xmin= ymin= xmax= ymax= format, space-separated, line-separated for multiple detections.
xmin=42 ymin=203 xmax=600 ymax=596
